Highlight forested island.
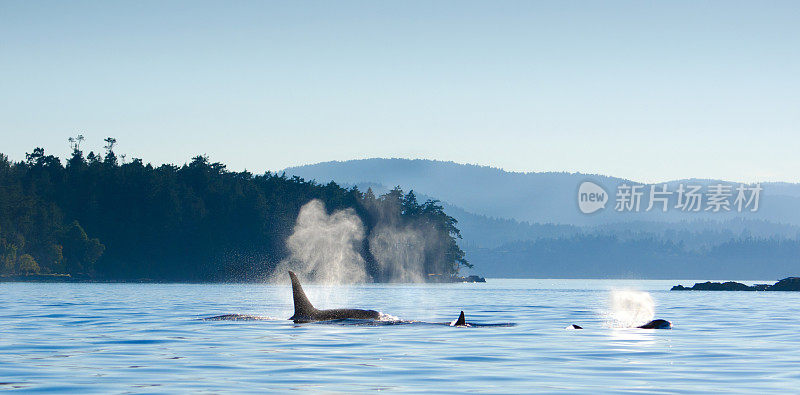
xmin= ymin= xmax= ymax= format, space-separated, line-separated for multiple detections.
xmin=0 ymin=138 xmax=469 ymax=282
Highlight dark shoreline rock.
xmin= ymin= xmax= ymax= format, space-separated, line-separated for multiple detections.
xmin=767 ymin=277 xmax=800 ymax=291
xmin=426 ymin=274 xmax=486 ymax=283
xmin=671 ymin=277 xmax=800 ymax=291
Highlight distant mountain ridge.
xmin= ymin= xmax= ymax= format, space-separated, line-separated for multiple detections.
xmin=284 ymin=158 xmax=800 ymax=278
xmin=284 ymin=158 xmax=800 ymax=226
xmin=286 ymin=158 xmax=621 ymax=225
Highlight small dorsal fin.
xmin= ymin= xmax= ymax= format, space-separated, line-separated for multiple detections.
xmin=454 ymin=311 xmax=466 ymax=326
xmin=289 ymin=271 xmax=316 ymax=319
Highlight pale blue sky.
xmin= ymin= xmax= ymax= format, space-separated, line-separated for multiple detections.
xmin=1 ymin=1 xmax=798 ymax=183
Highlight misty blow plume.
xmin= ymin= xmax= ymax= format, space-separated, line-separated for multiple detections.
xmin=277 ymin=188 xmax=468 ymax=283
xmin=273 ymin=199 xmax=368 ymax=284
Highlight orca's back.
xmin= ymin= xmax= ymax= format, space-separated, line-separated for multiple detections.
xmin=314 ymin=308 xmax=380 ymax=321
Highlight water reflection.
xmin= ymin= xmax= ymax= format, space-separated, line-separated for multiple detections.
xmin=607 ymin=327 xmax=657 ymax=346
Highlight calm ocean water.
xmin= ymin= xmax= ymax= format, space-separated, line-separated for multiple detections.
xmin=1 ymin=279 xmax=798 ymax=393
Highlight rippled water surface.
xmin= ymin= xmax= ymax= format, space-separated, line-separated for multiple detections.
xmin=2 ymin=279 xmax=799 ymax=393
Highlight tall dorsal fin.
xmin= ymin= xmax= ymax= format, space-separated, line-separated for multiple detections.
xmin=289 ymin=271 xmax=316 ymax=319
xmin=454 ymin=311 xmax=466 ymax=326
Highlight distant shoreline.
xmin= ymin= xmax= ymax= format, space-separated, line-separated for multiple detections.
xmin=0 ymin=274 xmax=486 ymax=284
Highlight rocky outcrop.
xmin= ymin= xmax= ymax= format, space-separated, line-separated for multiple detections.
xmin=426 ymin=274 xmax=486 ymax=283
xmin=767 ymin=277 xmax=800 ymax=291
xmin=464 ymin=275 xmax=487 ymax=283
xmin=671 ymin=277 xmax=800 ymax=291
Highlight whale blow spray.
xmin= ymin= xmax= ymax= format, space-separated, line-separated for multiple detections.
xmin=274 ymin=199 xmax=368 ymax=284
xmin=606 ymin=289 xmax=655 ymax=328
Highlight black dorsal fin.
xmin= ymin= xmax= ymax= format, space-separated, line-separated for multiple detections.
xmin=454 ymin=311 xmax=466 ymax=326
xmin=289 ymin=271 xmax=316 ymax=319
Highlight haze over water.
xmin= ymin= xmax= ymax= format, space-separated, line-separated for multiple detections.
xmin=1 ymin=279 xmax=798 ymax=393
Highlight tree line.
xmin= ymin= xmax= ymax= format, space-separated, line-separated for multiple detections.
xmin=0 ymin=137 xmax=468 ymax=281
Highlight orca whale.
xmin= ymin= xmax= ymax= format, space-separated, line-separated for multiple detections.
xmin=565 ymin=320 xmax=671 ymax=329
xmin=289 ymin=271 xmax=381 ymax=323
xmin=452 ymin=311 xmax=467 ymax=327
xmin=637 ymin=319 xmax=672 ymax=329
xmin=566 ymin=324 xmax=583 ymax=329
xmin=287 ymin=271 xmax=482 ymax=326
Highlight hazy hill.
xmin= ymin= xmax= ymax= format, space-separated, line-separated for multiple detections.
xmin=286 ymin=159 xmax=800 ymax=278
xmin=284 ymin=158 xmax=800 ymax=226
xmin=346 ymin=182 xmax=580 ymax=249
